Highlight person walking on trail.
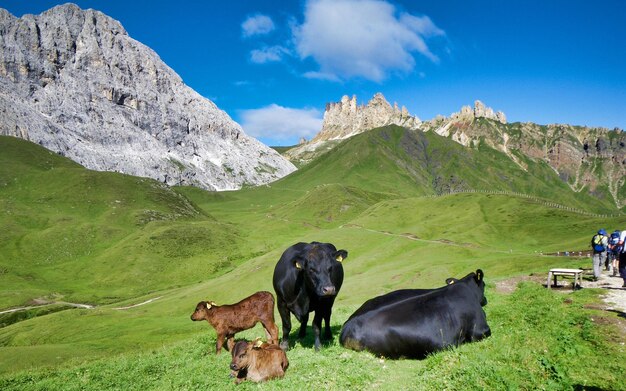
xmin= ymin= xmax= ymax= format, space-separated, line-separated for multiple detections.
xmin=591 ymin=229 xmax=608 ymax=281
xmin=608 ymin=230 xmax=621 ymax=276
xmin=617 ymin=230 xmax=626 ymax=288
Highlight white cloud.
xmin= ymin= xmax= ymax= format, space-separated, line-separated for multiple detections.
xmin=240 ymin=104 xmax=323 ymax=143
xmin=241 ymin=14 xmax=275 ymax=37
xmin=293 ymin=0 xmax=445 ymax=82
xmin=303 ymin=71 xmax=341 ymax=82
xmin=250 ymin=45 xmax=290 ymax=64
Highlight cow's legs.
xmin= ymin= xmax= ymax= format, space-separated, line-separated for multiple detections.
xmin=298 ymin=313 xmax=309 ymax=338
xmin=276 ymin=297 xmax=292 ymax=350
xmin=215 ymin=333 xmax=226 ymax=354
xmin=471 ymin=322 xmax=491 ymax=341
xmin=312 ymin=311 xmax=323 ymax=351
xmin=323 ymin=308 xmax=333 ymax=340
xmin=262 ymin=320 xmax=280 ymax=345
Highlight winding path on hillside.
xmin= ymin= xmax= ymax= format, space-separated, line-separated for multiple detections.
xmin=0 ymin=296 xmax=162 ymax=315
xmin=111 ymin=296 xmax=162 ymax=310
xmin=340 ymin=223 xmax=477 ymax=249
xmin=584 ymin=271 xmax=626 ymax=313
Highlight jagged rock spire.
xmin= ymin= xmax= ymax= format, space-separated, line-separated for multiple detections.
xmin=313 ymin=93 xmax=421 ymax=142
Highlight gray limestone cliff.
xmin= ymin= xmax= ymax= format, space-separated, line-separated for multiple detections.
xmin=0 ymin=4 xmax=295 ymax=190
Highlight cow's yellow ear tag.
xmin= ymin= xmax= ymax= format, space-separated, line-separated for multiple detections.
xmin=295 ymin=261 xmax=302 ymax=269
xmin=336 ymin=255 xmax=343 ymax=263
xmin=254 ymin=339 xmax=263 ymax=348
xmin=205 ymin=302 xmax=212 ymax=309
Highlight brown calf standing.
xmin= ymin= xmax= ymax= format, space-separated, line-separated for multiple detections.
xmin=190 ymin=291 xmax=279 ymax=354
xmin=230 ymin=340 xmax=289 ymax=384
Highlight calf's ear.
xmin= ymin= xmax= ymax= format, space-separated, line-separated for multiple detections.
xmin=334 ymin=250 xmax=348 ymax=262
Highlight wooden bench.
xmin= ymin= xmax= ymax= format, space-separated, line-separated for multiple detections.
xmin=546 ymin=268 xmax=583 ymax=289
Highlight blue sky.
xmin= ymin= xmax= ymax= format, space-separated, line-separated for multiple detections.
xmin=2 ymin=0 xmax=625 ymax=146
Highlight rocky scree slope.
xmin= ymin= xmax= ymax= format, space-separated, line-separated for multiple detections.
xmin=0 ymin=4 xmax=295 ymax=190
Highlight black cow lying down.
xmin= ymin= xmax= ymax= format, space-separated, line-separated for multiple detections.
xmin=340 ymin=269 xmax=490 ymax=359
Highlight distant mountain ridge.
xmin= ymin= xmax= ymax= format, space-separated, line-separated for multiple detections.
xmin=288 ymin=94 xmax=625 ymax=209
xmin=0 ymin=4 xmax=295 ymax=191
xmin=421 ymin=105 xmax=625 ymax=208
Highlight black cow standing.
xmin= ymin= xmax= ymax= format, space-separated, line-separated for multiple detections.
xmin=272 ymin=242 xmax=347 ymax=351
xmin=340 ymin=269 xmax=490 ymax=359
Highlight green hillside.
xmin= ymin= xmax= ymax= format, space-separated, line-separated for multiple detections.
xmin=419 ymin=117 xmax=626 ymax=211
xmin=2 ymin=283 xmax=623 ymax=390
xmin=0 ymin=136 xmax=255 ymax=308
xmin=276 ymin=126 xmax=617 ymax=212
xmin=0 ymin=134 xmax=624 ymax=389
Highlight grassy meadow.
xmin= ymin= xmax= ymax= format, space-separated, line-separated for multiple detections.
xmin=1 ymin=131 xmax=625 ymax=389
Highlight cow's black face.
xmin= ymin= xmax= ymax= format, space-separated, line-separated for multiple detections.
xmin=447 ymin=270 xmax=488 ymax=306
xmin=298 ymin=247 xmax=346 ymax=297
xmin=474 ymin=269 xmax=488 ymax=306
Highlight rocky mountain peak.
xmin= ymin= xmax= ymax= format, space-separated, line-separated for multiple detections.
xmin=0 ymin=8 xmax=13 ymax=23
xmin=312 ymin=93 xmax=421 ymax=143
xmin=0 ymin=4 xmax=295 ymax=190
xmin=368 ymin=92 xmax=391 ymax=108
xmin=447 ymin=100 xmax=507 ymax=124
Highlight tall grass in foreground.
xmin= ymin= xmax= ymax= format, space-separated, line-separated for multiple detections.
xmin=2 ymin=282 xmax=623 ymax=390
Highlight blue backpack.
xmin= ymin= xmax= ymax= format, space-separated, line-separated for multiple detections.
xmin=591 ymin=234 xmax=605 ymax=252
xmin=609 ymin=231 xmax=620 ymax=244
xmin=610 ymin=231 xmax=622 ymax=253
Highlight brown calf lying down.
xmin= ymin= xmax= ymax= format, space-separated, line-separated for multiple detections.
xmin=190 ymin=291 xmax=279 ymax=354
xmin=230 ymin=340 xmax=289 ymax=384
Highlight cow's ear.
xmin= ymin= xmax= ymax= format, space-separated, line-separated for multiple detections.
xmin=334 ymin=250 xmax=348 ymax=262
xmin=475 ymin=269 xmax=484 ymax=282
xmin=446 ymin=278 xmax=458 ymax=285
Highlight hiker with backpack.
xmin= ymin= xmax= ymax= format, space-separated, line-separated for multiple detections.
xmin=608 ymin=230 xmax=621 ymax=276
xmin=617 ymin=230 xmax=626 ymax=288
xmin=591 ymin=229 xmax=608 ymax=281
